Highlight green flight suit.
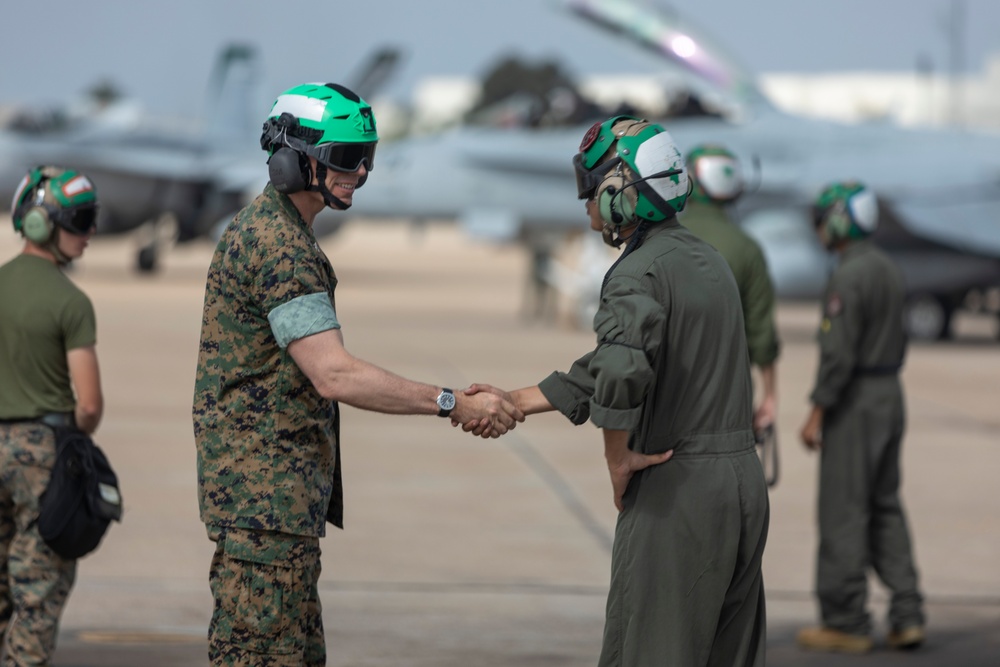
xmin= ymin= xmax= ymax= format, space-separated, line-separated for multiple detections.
xmin=539 ymin=220 xmax=769 ymax=667
xmin=680 ymin=201 xmax=779 ymax=368
xmin=809 ymin=240 xmax=924 ymax=635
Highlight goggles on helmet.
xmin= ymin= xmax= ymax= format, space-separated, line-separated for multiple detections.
xmin=573 ymin=153 xmax=620 ymax=200
xmin=312 ymin=141 xmax=377 ymax=173
xmin=55 ymin=204 xmax=98 ymax=235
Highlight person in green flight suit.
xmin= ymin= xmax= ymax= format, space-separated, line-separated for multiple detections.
xmin=680 ymin=144 xmax=780 ymax=436
xmin=797 ymin=181 xmax=925 ymax=654
xmin=460 ymin=116 xmax=769 ymax=666
xmin=193 ymin=82 xmax=523 ymax=667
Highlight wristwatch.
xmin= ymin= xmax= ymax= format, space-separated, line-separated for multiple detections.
xmin=436 ymin=388 xmax=456 ymax=418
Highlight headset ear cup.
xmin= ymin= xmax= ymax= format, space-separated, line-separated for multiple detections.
xmin=598 ymin=175 xmax=633 ymax=226
xmin=22 ymin=208 xmax=53 ymax=243
xmin=268 ymin=147 xmax=310 ymax=194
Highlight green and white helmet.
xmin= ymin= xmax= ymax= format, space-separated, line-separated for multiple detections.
xmin=11 ymin=166 xmax=97 ymax=234
xmin=573 ymin=115 xmax=688 ymax=237
xmin=261 ymin=82 xmax=378 ymax=164
xmin=812 ymin=181 xmax=878 ymax=248
xmin=260 ymin=83 xmax=378 ymax=208
xmin=686 ymin=144 xmax=744 ymax=204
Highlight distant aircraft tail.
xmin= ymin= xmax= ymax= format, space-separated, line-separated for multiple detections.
xmin=204 ymin=43 xmax=263 ymax=147
xmin=347 ymin=47 xmax=403 ymax=102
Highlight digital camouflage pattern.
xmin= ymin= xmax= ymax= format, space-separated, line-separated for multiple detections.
xmin=0 ymin=424 xmax=77 ymax=665
xmin=208 ymin=527 xmax=323 ymax=666
xmin=193 ymin=183 xmax=343 ymax=538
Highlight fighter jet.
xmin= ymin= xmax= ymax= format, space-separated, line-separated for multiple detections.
xmin=0 ymin=44 xmax=402 ymax=272
xmin=344 ymin=0 xmax=1000 ymax=341
xmin=0 ymin=44 xmax=267 ymax=271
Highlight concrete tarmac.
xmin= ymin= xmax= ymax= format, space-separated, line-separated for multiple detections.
xmin=1 ymin=220 xmax=997 ymax=666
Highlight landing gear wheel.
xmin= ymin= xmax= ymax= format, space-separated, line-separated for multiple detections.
xmin=903 ymin=294 xmax=952 ymax=341
xmin=136 ymin=246 xmax=158 ymax=273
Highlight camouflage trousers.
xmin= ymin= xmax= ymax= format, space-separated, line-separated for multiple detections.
xmin=207 ymin=526 xmax=324 ymax=666
xmin=0 ymin=424 xmax=77 ymax=667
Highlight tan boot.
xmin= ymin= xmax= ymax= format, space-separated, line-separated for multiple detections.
xmin=888 ymin=625 xmax=925 ymax=650
xmin=797 ymin=626 xmax=874 ymax=654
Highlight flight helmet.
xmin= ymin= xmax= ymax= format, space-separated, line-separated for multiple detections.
xmin=812 ymin=181 xmax=878 ymax=248
xmin=685 ymin=144 xmax=744 ymax=204
xmin=11 ymin=166 xmax=98 ymax=262
xmin=573 ymin=115 xmax=688 ymax=247
xmin=260 ymin=82 xmax=378 ymax=210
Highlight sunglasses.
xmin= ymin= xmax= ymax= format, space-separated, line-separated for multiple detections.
xmin=313 ymin=141 xmax=377 ymax=173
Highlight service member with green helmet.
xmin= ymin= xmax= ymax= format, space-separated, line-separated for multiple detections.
xmin=680 ymin=144 xmax=780 ymax=438
xmin=459 ymin=116 xmax=769 ymax=666
xmin=192 ymin=83 xmax=523 ymax=666
xmin=1 ymin=166 xmax=104 ymax=664
xmin=797 ymin=181 xmax=926 ymax=654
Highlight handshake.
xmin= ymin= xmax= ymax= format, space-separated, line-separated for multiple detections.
xmin=448 ymin=383 xmax=529 ymax=439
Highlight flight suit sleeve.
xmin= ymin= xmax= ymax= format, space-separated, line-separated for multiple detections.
xmin=586 ymin=274 xmax=666 ymax=431
xmin=809 ymin=275 xmax=862 ymax=408
xmin=742 ymin=244 xmax=780 ymax=367
xmin=538 ymin=350 xmax=597 ymax=425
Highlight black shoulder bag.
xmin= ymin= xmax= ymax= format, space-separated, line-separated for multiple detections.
xmin=37 ymin=427 xmax=124 ymax=559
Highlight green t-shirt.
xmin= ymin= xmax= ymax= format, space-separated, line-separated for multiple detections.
xmin=0 ymin=254 xmax=96 ymax=418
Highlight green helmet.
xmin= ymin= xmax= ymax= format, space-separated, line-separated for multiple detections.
xmin=11 ymin=166 xmax=98 ymax=242
xmin=573 ymin=115 xmax=688 ymax=236
xmin=260 ymin=82 xmax=378 ymax=172
xmin=812 ymin=181 xmax=878 ymax=248
xmin=685 ymin=144 xmax=744 ymax=204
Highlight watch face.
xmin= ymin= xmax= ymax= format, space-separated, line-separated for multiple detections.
xmin=438 ymin=391 xmax=456 ymax=411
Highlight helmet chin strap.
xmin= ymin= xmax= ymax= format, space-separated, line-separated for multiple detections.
xmin=43 ymin=228 xmax=70 ymax=265
xmin=602 ymin=223 xmax=625 ymax=248
xmin=308 ymin=163 xmax=352 ymax=211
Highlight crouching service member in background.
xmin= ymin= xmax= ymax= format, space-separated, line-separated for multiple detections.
xmin=798 ymin=181 xmax=925 ymax=654
xmin=193 ymin=83 xmax=523 ymax=667
xmin=0 ymin=167 xmax=103 ymax=665
xmin=460 ymin=116 xmax=769 ymax=666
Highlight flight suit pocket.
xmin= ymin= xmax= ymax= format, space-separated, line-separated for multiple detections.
xmin=217 ymin=529 xmax=301 ymax=656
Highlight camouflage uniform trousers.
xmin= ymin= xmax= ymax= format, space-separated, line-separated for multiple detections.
xmin=0 ymin=424 xmax=77 ymax=667
xmin=208 ymin=526 xmax=324 ymax=666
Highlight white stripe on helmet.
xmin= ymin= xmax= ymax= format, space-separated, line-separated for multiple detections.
xmin=270 ymin=94 xmax=327 ymax=123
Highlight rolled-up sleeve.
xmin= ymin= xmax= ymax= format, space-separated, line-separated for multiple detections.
xmin=586 ymin=275 xmax=666 ymax=431
xmin=267 ymin=292 xmax=340 ymax=349
xmin=539 ymin=350 xmax=597 ymax=425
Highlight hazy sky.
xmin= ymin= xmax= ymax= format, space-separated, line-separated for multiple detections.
xmin=1 ymin=0 xmax=997 ymax=118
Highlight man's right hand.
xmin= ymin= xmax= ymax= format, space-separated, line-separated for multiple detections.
xmin=450 ymin=388 xmax=524 ymax=439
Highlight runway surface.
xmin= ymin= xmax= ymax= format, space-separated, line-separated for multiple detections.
xmin=1 ymin=219 xmax=997 ymax=666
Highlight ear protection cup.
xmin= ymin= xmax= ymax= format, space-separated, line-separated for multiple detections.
xmin=268 ymin=147 xmax=312 ymax=194
xmin=22 ymin=207 xmax=54 ymax=243
xmin=597 ymin=173 xmax=636 ymax=226
xmin=822 ymin=200 xmax=853 ymax=245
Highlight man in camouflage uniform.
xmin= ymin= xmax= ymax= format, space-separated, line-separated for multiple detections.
xmin=680 ymin=144 xmax=780 ymax=435
xmin=463 ymin=117 xmax=769 ymax=666
xmin=798 ymin=181 xmax=925 ymax=654
xmin=193 ymin=83 xmax=522 ymax=666
xmin=0 ymin=167 xmax=103 ymax=665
